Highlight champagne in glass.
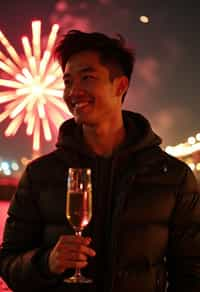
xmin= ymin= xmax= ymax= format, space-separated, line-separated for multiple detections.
xmin=64 ymin=168 xmax=92 ymax=283
xmin=67 ymin=190 xmax=92 ymax=230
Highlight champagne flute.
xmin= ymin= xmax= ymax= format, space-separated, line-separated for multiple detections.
xmin=64 ymin=168 xmax=93 ymax=283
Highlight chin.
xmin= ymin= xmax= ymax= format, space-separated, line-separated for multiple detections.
xmin=75 ymin=116 xmax=96 ymax=126
xmin=74 ymin=115 xmax=88 ymax=124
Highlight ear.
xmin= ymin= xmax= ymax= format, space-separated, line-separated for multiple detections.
xmin=116 ymin=76 xmax=129 ymax=97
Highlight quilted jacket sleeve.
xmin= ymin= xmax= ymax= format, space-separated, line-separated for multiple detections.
xmin=167 ymin=166 xmax=200 ymax=292
xmin=0 ymin=166 xmax=60 ymax=292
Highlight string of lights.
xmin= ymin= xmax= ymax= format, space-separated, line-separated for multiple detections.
xmin=165 ymin=133 xmax=200 ymax=174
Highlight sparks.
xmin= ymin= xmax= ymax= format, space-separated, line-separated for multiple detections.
xmin=0 ymin=20 xmax=71 ymax=152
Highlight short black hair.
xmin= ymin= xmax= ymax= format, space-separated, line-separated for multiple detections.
xmin=54 ymin=30 xmax=135 ymax=102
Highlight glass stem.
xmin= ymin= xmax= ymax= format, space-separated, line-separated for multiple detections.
xmin=74 ymin=230 xmax=82 ymax=278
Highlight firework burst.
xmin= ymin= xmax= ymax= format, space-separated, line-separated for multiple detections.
xmin=0 ymin=20 xmax=71 ymax=152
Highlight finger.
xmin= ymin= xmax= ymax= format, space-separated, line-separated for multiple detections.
xmin=64 ymin=251 xmax=88 ymax=262
xmin=60 ymin=241 xmax=95 ymax=257
xmin=54 ymin=242 xmax=90 ymax=257
xmin=50 ymin=258 xmax=88 ymax=274
xmin=59 ymin=240 xmax=94 ymax=255
xmin=58 ymin=235 xmax=91 ymax=246
xmin=55 ymin=244 xmax=95 ymax=261
xmin=71 ymin=244 xmax=96 ymax=257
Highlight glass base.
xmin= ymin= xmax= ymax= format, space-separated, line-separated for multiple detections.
xmin=64 ymin=275 xmax=93 ymax=284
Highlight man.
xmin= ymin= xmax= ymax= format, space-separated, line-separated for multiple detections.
xmin=0 ymin=30 xmax=200 ymax=292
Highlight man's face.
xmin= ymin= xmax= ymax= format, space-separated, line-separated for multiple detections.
xmin=63 ymin=50 xmax=123 ymax=125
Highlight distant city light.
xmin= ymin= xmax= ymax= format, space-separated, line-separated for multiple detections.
xmin=196 ymin=163 xmax=200 ymax=171
xmin=0 ymin=159 xmax=21 ymax=177
xmin=196 ymin=133 xmax=200 ymax=141
xmin=188 ymin=136 xmax=196 ymax=145
xmin=166 ymin=133 xmax=200 ymax=158
xmin=3 ymin=169 xmax=12 ymax=176
xmin=188 ymin=163 xmax=195 ymax=171
xmin=1 ymin=162 xmax=9 ymax=171
xmin=165 ymin=132 xmax=200 ymax=174
xmin=11 ymin=162 xmax=19 ymax=171
xmin=139 ymin=15 xmax=150 ymax=24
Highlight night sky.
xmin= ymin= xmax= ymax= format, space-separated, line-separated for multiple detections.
xmin=0 ymin=0 xmax=199 ymax=161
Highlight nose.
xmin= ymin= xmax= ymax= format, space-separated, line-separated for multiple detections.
xmin=70 ymin=88 xmax=83 ymax=98
xmin=63 ymin=81 xmax=85 ymax=103
xmin=67 ymin=79 xmax=84 ymax=97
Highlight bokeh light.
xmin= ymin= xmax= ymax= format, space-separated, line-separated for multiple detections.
xmin=139 ymin=15 xmax=150 ymax=24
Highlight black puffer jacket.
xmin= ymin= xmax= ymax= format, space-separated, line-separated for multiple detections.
xmin=1 ymin=110 xmax=200 ymax=292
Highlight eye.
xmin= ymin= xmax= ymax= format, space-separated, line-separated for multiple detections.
xmin=82 ymin=75 xmax=95 ymax=81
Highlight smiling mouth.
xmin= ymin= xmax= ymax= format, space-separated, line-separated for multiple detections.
xmin=70 ymin=100 xmax=93 ymax=113
xmin=74 ymin=101 xmax=90 ymax=109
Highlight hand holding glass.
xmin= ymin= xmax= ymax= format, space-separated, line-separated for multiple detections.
xmin=64 ymin=168 xmax=92 ymax=283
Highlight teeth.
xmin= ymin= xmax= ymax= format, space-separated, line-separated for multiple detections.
xmin=74 ymin=102 xmax=89 ymax=109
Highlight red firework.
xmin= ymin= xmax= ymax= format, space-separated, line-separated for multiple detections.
xmin=0 ymin=20 xmax=71 ymax=151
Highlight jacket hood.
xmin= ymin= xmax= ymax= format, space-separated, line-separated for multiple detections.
xmin=56 ymin=110 xmax=162 ymax=157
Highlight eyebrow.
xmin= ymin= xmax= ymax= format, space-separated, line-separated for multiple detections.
xmin=63 ymin=66 xmax=97 ymax=79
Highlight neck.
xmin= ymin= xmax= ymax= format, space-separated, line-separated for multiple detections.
xmin=83 ymin=113 xmax=126 ymax=157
